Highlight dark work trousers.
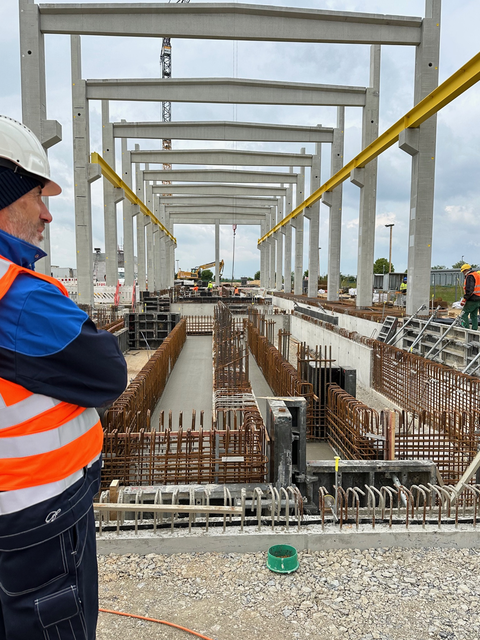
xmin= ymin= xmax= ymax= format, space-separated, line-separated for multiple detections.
xmin=0 ymin=458 xmax=101 ymax=640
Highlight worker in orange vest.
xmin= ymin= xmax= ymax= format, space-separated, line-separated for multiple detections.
xmin=0 ymin=116 xmax=127 ymax=639
xmin=460 ymin=263 xmax=480 ymax=330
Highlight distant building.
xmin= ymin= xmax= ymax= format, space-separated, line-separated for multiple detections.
xmin=51 ymin=266 xmax=76 ymax=279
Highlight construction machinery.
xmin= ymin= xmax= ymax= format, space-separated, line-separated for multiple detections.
xmin=177 ymin=260 xmax=224 ymax=281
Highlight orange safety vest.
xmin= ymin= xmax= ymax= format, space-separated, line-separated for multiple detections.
xmin=464 ymin=270 xmax=480 ymax=297
xmin=0 ymin=255 xmax=103 ymax=497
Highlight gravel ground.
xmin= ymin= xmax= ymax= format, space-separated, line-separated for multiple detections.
xmin=97 ymin=547 xmax=480 ymax=640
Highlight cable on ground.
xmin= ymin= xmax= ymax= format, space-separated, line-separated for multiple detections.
xmin=99 ymin=607 xmax=216 ymax=640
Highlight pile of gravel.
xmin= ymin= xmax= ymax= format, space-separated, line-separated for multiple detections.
xmin=97 ymin=546 xmax=480 ymax=640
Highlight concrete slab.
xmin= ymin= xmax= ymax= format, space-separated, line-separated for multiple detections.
xmin=152 ymin=335 xmax=213 ymax=429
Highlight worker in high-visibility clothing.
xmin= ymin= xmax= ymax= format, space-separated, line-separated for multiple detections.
xmin=460 ymin=263 xmax=480 ymax=330
xmin=0 ymin=116 xmax=127 ymax=639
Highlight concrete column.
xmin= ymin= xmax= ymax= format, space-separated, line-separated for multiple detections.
xmin=71 ymin=36 xmax=94 ymax=306
xmin=293 ymin=149 xmax=306 ymax=295
xmin=260 ymin=220 xmax=267 ymax=287
xmin=269 ymin=207 xmax=276 ymax=289
xmin=405 ymin=0 xmax=441 ymax=316
xmin=135 ymin=151 xmax=146 ymax=291
xmin=145 ymin=180 xmax=154 ymax=291
xmin=354 ymin=45 xmax=381 ymax=309
xmin=19 ymin=0 xmax=62 ymax=275
xmin=215 ymin=221 xmax=221 ymax=286
xmin=166 ymin=212 xmax=175 ymax=287
xmin=306 ymin=142 xmax=321 ymax=298
xmin=158 ymin=203 xmax=168 ymax=290
xmin=326 ymin=107 xmax=345 ymax=302
xmin=101 ymin=101 xmax=118 ymax=286
xmin=284 ymin=181 xmax=293 ymax=294
xmin=275 ymin=196 xmax=283 ymax=290
xmin=121 ymin=133 xmax=135 ymax=287
xmin=153 ymin=194 xmax=160 ymax=291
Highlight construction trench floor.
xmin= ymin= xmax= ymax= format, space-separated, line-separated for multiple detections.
xmin=99 ymin=332 xmax=480 ymax=640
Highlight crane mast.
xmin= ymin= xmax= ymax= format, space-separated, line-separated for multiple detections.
xmin=160 ymin=0 xmax=190 ymax=180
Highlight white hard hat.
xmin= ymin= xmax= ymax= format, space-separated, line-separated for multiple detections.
xmin=0 ymin=115 xmax=61 ymax=197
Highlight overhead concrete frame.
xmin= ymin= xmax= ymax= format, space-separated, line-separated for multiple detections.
xmin=87 ymin=77 xmax=367 ymax=108
xmin=22 ymin=2 xmax=436 ymax=306
xmin=113 ymin=121 xmax=333 ymax=144
xmin=152 ymin=184 xmax=288 ymax=197
xmin=131 ymin=148 xmax=313 ymax=167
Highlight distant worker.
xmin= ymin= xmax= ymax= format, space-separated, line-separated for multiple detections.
xmin=208 ymin=281 xmax=213 ymax=290
xmin=0 ymin=115 xmax=127 ymax=639
xmin=193 ymin=284 xmax=199 ymax=293
xmin=400 ymin=276 xmax=407 ymax=294
xmin=460 ymin=263 xmax=480 ymax=330
xmin=234 ymin=286 xmax=239 ymax=295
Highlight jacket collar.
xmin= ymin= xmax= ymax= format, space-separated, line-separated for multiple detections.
xmin=0 ymin=228 xmax=47 ymax=270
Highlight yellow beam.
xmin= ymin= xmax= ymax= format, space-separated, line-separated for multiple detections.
xmin=259 ymin=50 xmax=480 ymax=244
xmin=90 ymin=151 xmax=176 ymax=244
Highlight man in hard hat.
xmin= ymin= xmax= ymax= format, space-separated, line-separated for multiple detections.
xmin=0 ymin=116 xmax=127 ymax=639
xmin=460 ymin=263 xmax=480 ymax=330
xmin=399 ymin=276 xmax=407 ymax=307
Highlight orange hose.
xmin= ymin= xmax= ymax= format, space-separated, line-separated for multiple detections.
xmin=98 ymin=607 xmax=216 ymax=640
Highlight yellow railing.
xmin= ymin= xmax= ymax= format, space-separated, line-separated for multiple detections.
xmin=90 ymin=151 xmax=176 ymax=244
xmin=258 ymin=50 xmax=480 ymax=244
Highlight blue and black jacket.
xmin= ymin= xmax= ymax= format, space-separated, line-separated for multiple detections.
xmin=0 ymin=229 xmax=127 ymax=408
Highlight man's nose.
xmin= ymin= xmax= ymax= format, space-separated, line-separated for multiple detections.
xmin=41 ymin=202 xmax=53 ymax=223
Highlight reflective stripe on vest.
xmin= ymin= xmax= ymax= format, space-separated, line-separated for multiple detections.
xmin=463 ymin=270 xmax=480 ymax=297
xmin=0 ymin=254 xmax=103 ymax=496
xmin=0 ymin=454 xmax=101 ymax=516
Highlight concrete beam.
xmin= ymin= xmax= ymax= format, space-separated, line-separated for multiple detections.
xmin=39 ymin=4 xmax=422 ymax=45
xmin=132 ymin=148 xmax=313 ymax=167
xmin=113 ymin=121 xmax=334 ymax=143
xmin=86 ymin=77 xmax=366 ymax=107
xmin=152 ymin=184 xmax=288 ymax=197
xmin=166 ymin=205 xmax=269 ymax=215
xmin=171 ymin=215 xmax=263 ymax=224
xmin=145 ymin=168 xmax=297 ymax=184
xmin=158 ymin=196 xmax=279 ymax=207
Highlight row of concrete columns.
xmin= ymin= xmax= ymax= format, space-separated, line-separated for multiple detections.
xmin=19 ymin=0 xmax=441 ymax=315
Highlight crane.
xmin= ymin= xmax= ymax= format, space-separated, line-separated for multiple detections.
xmin=177 ymin=260 xmax=225 ymax=281
xmin=160 ymin=0 xmax=190 ymax=181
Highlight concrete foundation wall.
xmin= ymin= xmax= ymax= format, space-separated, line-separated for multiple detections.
xmin=171 ymin=303 xmax=216 ymax=316
xmin=272 ymin=296 xmax=295 ymax=312
xmin=97 ymin=528 xmax=480 ymax=556
xmin=290 ymin=315 xmax=373 ymax=387
xmin=335 ymin=313 xmax=379 ymax=338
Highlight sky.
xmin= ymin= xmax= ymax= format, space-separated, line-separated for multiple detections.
xmin=1 ymin=0 xmax=479 ymax=279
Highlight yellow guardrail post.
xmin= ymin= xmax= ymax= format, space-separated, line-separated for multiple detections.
xmin=334 ymin=455 xmax=341 ymax=518
xmin=90 ymin=151 xmax=177 ymax=245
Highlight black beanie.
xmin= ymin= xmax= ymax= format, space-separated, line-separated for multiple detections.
xmin=0 ymin=166 xmax=43 ymax=210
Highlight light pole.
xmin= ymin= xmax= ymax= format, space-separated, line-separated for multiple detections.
xmin=385 ymin=224 xmax=394 ymax=274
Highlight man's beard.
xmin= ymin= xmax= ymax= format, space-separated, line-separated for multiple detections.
xmin=3 ymin=206 xmax=44 ymax=246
